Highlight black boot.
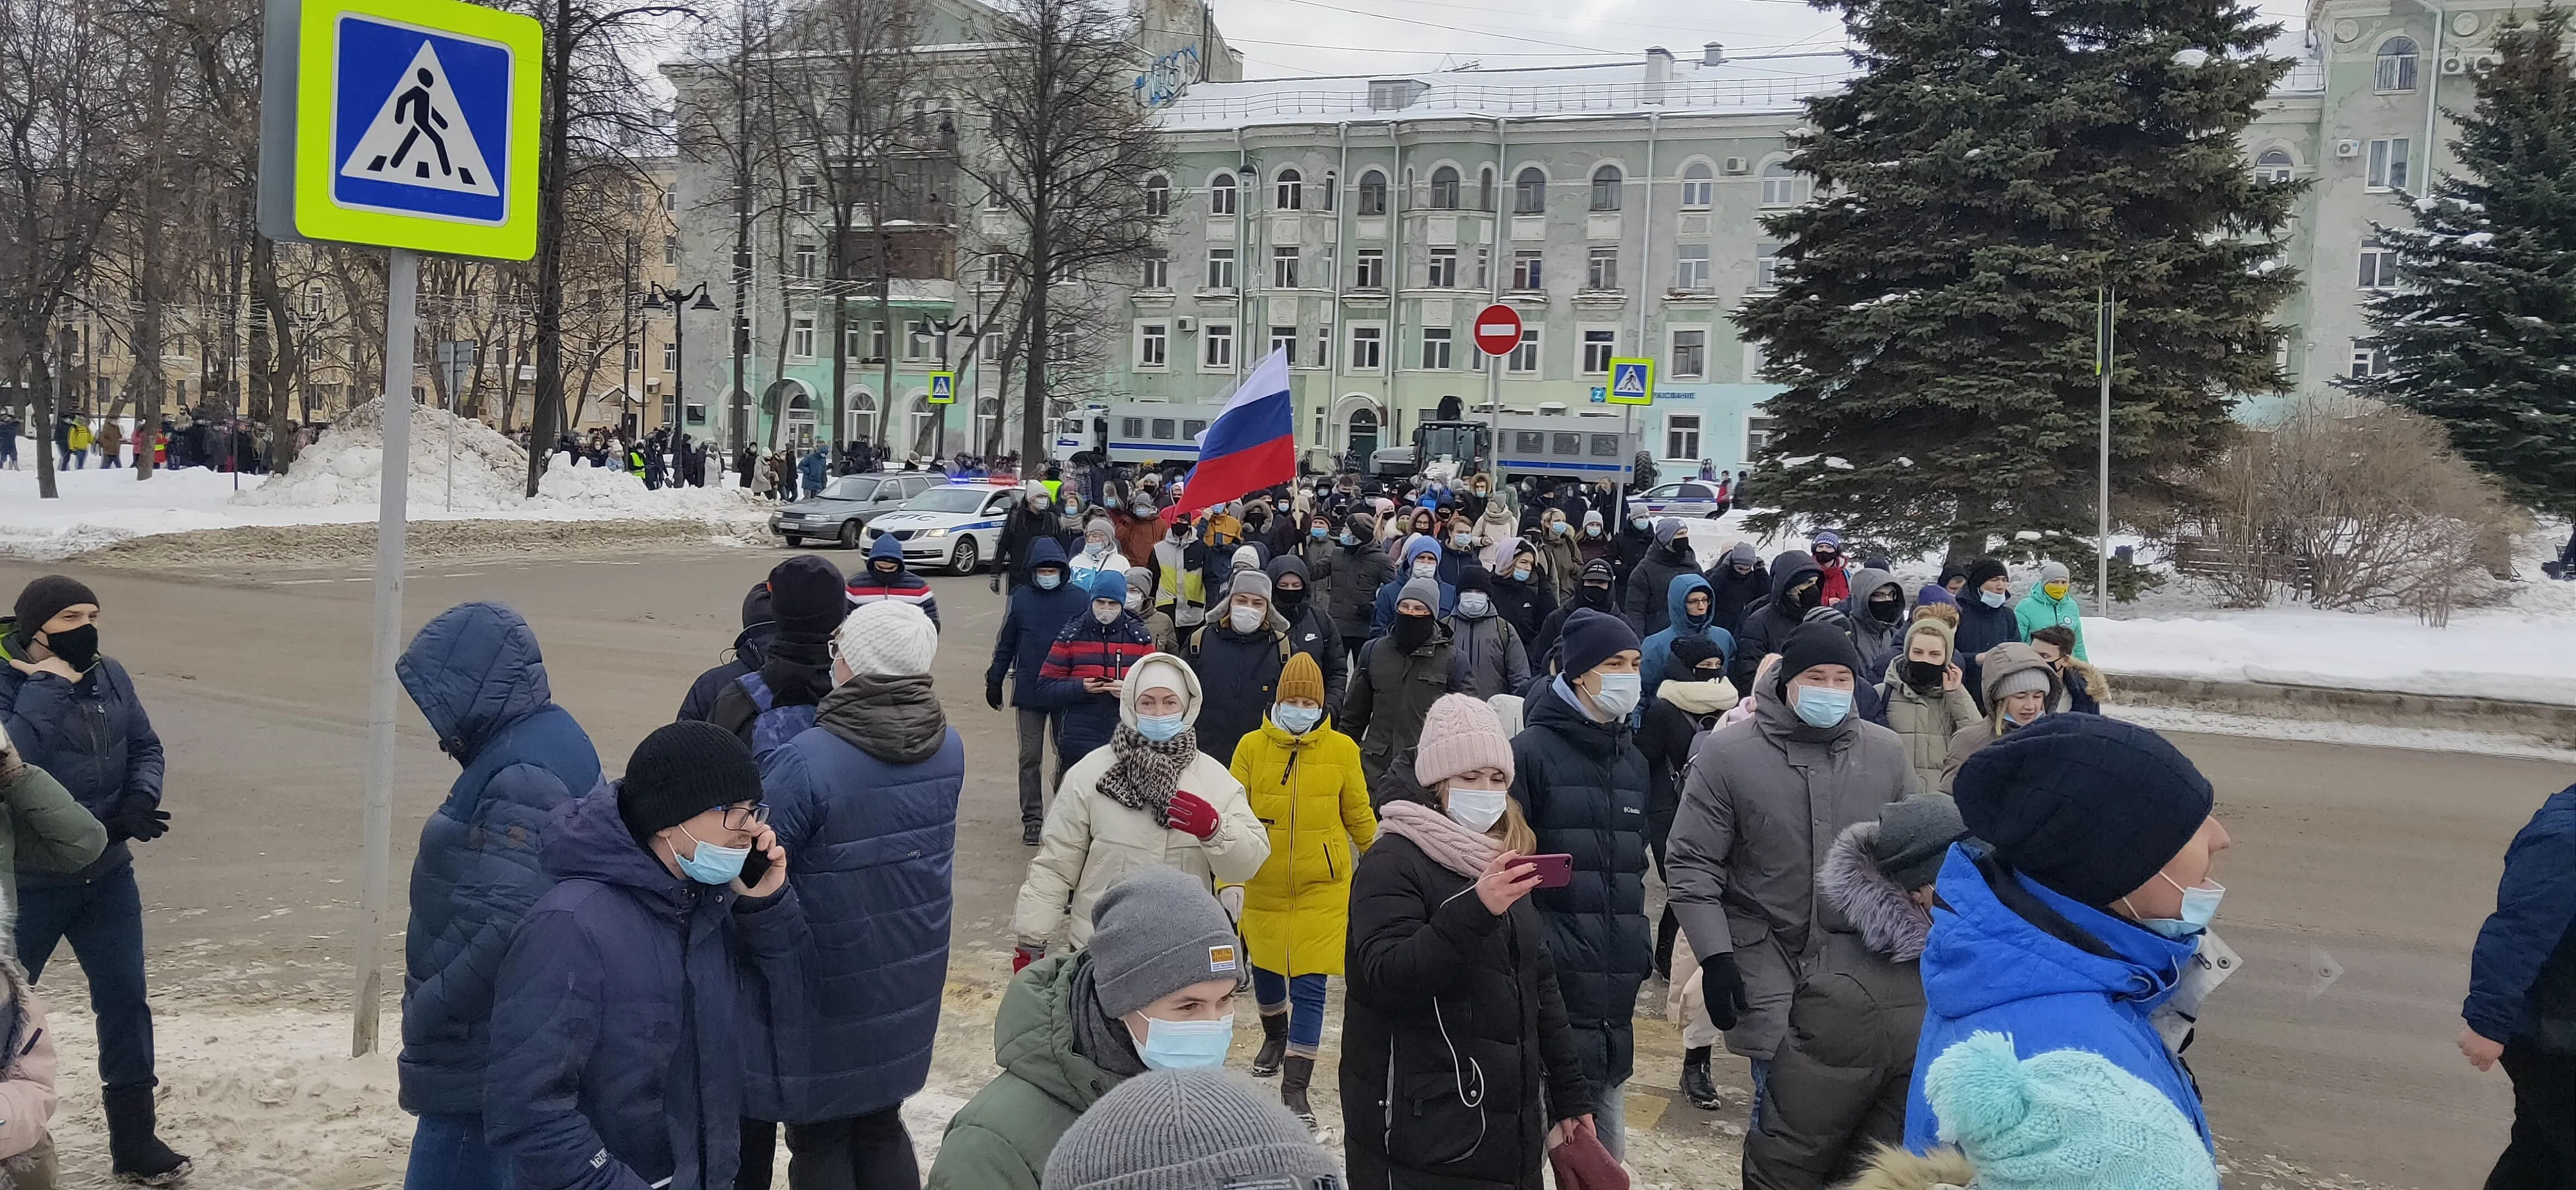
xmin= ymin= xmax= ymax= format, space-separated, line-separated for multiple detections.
xmin=1655 ymin=905 xmax=1679 ymax=981
xmin=1251 ymin=1011 xmax=1289 ymax=1078
xmin=1280 ymin=1055 xmax=1318 ymax=1131
xmin=1680 ymin=1046 xmax=1721 ymax=1112
xmin=102 ymin=1084 xmax=191 ymax=1186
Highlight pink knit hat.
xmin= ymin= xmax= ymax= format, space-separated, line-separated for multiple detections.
xmin=1413 ymin=694 xmax=1517 ymax=789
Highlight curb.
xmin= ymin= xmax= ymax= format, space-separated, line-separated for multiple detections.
xmin=2106 ymin=672 xmax=2576 ymax=747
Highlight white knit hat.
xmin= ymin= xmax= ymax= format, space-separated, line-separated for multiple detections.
xmin=834 ymin=600 xmax=937 ymax=676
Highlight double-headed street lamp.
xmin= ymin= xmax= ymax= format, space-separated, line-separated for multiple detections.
xmin=641 ymin=282 xmax=720 ymax=437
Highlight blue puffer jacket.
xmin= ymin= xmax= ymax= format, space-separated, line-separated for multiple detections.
xmin=1904 ymin=844 xmax=2207 ymax=1153
xmin=1639 ymin=573 xmax=1735 ymax=706
xmin=745 ymin=675 xmax=964 ymax=1122
xmin=2465 ymin=784 xmax=2576 ymax=1054
xmin=0 ymin=621 xmax=163 ymax=887
xmin=394 ymin=602 xmax=604 ymax=1116
xmin=486 ymin=792 xmax=807 ymax=1190
xmin=987 ymin=538 xmax=1088 ymax=709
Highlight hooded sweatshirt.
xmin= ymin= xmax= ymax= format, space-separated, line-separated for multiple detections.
xmin=1640 ymin=572 xmax=1737 ymax=706
xmin=847 ymin=535 xmax=941 ymax=629
xmin=1729 ymin=551 xmax=1826 ymax=698
xmin=988 ymin=538 xmax=1090 ymax=709
xmin=1835 ymin=567 xmax=1911 ymax=678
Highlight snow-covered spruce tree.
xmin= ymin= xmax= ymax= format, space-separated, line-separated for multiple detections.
xmin=2348 ymin=5 xmax=2576 ymax=521
xmin=1731 ymin=0 xmax=2302 ymax=555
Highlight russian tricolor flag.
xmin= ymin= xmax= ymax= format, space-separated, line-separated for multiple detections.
xmin=1171 ymin=348 xmax=1295 ymax=520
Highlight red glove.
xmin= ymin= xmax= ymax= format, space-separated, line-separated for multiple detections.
xmin=1164 ymin=791 xmax=1220 ymax=840
xmin=1013 ymin=943 xmax=1044 ymax=972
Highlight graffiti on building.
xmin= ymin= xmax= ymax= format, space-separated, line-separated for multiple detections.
xmin=1134 ymin=44 xmax=1201 ymax=108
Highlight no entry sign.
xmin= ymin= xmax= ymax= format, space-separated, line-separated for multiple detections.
xmin=1473 ymin=304 xmax=1523 ymax=357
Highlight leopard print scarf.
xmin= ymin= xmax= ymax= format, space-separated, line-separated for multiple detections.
xmin=1095 ymin=722 xmax=1199 ymax=825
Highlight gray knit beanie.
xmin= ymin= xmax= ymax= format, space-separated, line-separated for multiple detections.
xmin=1989 ymin=664 xmax=2054 ymax=702
xmin=1087 ymin=868 xmax=1240 ymax=1020
xmin=1397 ymin=575 xmax=1442 ymax=613
xmin=1042 ymin=1069 xmax=1342 ymax=1190
xmin=1872 ymin=793 xmax=1969 ymax=892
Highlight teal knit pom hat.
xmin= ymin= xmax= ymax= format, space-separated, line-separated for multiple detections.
xmin=1924 ymin=1032 xmax=2219 ymax=1190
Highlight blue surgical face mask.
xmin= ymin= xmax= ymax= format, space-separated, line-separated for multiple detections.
xmin=671 ymin=826 xmax=750 ymax=886
xmin=1512 ymin=565 xmax=1533 ymax=582
xmin=1339 ymin=532 xmax=1357 ymax=546
xmin=2130 ymin=875 xmax=2226 ymax=938
xmin=1135 ymin=711 xmax=1188 ymax=742
xmin=1131 ymin=1013 xmax=1235 ymax=1071
xmin=1793 ymin=684 xmax=1854 ymax=728
xmin=1589 ymin=672 xmax=1641 ymax=718
xmin=1311 ymin=527 xmax=1328 ymax=540
xmin=1980 ymin=589 xmax=2008 ymax=608
xmin=1274 ymin=703 xmax=1323 ymax=734
xmin=1035 ymin=572 xmax=1063 ymax=591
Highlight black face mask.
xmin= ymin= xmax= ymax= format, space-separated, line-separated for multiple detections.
xmin=1276 ymin=585 xmax=1310 ymax=617
xmin=1578 ymin=584 xmax=1613 ymax=610
xmin=1390 ymin=613 xmax=1435 ymax=653
xmin=42 ymin=624 xmax=97 ymax=671
xmin=1904 ymin=659 xmax=1945 ymax=692
xmin=873 ymin=563 xmax=900 ymax=579
xmin=1792 ymin=580 xmax=1824 ymax=613
xmin=1868 ymin=597 xmax=1901 ymax=624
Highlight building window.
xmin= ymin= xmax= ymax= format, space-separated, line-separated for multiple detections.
xmin=1760 ymin=162 xmax=1810 ymax=207
xmin=1210 ymin=174 xmax=1237 ymax=215
xmin=1320 ymin=171 xmax=1337 ymax=211
xmin=1358 ymin=170 xmax=1388 ymax=215
xmin=1473 ymin=246 xmax=1490 ymax=290
xmin=1589 ymin=164 xmax=1623 ymax=211
xmin=1272 ymin=246 xmax=1300 ymax=289
xmin=1512 ymin=250 xmax=1543 ymax=291
xmin=663 ymin=234 xmax=679 ymax=266
xmin=790 ymin=317 xmax=816 ymax=359
xmin=2376 ymin=36 xmax=2419 ymax=92
xmin=2358 ymin=240 xmax=2399 ymax=290
xmin=1142 ymin=253 xmax=1168 ymax=290
xmin=1666 ymin=414 xmax=1701 ymax=460
xmin=1420 ymin=327 xmax=1452 ymax=370
xmin=1350 ymin=325 xmax=1384 ymax=370
xmin=1204 ymin=323 xmax=1234 ymax=368
xmin=1676 ymin=244 xmax=1711 ymax=291
xmin=1479 ymin=166 xmax=1496 ymax=211
xmin=1206 ymin=247 xmax=1236 ymax=291
xmin=1587 ymin=247 xmax=1618 ymax=291
xmin=1507 ymin=329 xmax=1539 ymax=374
xmin=2349 ymin=338 xmax=2385 ymax=378
xmin=1514 ymin=167 xmax=1547 ymax=214
xmin=1270 ymin=325 xmax=1298 ymax=363
xmin=1311 ymin=326 xmax=1331 ymax=369
xmin=2255 ymin=149 xmax=2294 ymax=184
xmin=1581 ymin=329 xmax=1616 ymax=374
xmin=662 ymin=190 xmax=678 ymax=212
xmin=1355 ymin=249 xmax=1385 ymax=290
xmin=2367 ymin=138 xmax=2411 ymax=191
xmin=1274 ymin=168 xmax=1303 ymax=211
xmin=905 ymin=319 xmax=934 ymax=361
xmin=1671 ymin=329 xmax=1707 ymax=378
xmin=662 ymin=341 xmax=678 ymax=371
xmin=1680 ymin=162 xmax=1714 ymax=209
xmin=304 ymin=284 xmax=325 ymax=315
xmin=1137 ymin=323 xmax=1168 ymax=368
xmin=795 ymin=173 xmax=817 ymax=214
xmin=1144 ymin=174 xmax=1169 ymax=216
xmin=1756 ymin=243 xmax=1783 ymax=290
xmin=1429 ymin=166 xmax=1461 ymax=210
xmin=793 ymin=243 xmax=817 ymax=279
xmin=982 ymin=332 xmax=1003 ymax=363
xmin=1428 ymin=248 xmax=1458 ymax=288
xmin=1747 ymin=413 xmax=1778 ymax=455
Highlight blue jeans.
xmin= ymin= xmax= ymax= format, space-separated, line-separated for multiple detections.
xmin=406 ymin=1112 xmax=511 ymax=1190
xmin=1251 ymin=968 xmax=1328 ymax=1057
xmin=17 ymin=865 xmax=155 ymax=1092
xmin=1748 ymin=1057 xmax=1773 ymax=1132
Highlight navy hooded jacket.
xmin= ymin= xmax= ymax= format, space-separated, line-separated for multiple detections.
xmin=679 ymin=585 xmax=776 ymax=723
xmin=987 ymin=538 xmax=1087 ymax=709
xmin=395 ymin=602 xmax=604 ymax=1116
xmin=2465 ymin=784 xmax=2576 ymax=1055
xmin=486 ymin=792 xmax=807 ymax=1190
xmin=0 ymin=617 xmax=163 ymax=887
xmin=1639 ymin=572 xmax=1735 ymax=706
xmin=846 ymin=535 xmax=941 ymax=629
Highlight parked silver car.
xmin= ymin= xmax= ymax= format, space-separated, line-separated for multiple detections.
xmin=771 ymin=472 xmax=940 ymax=548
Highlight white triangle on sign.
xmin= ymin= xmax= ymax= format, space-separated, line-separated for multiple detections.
xmin=339 ymin=41 xmax=500 ymax=197
xmin=1613 ymin=367 xmax=1647 ymax=395
xmin=930 ymin=377 xmax=951 ymax=398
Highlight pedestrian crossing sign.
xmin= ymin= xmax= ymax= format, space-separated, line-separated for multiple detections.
xmin=927 ymin=372 xmax=956 ymax=405
xmin=1606 ymin=358 xmax=1654 ymax=406
xmin=264 ymin=0 xmax=540 ymax=260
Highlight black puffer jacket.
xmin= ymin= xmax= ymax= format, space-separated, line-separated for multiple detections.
xmin=1311 ymin=536 xmax=1394 ymax=643
xmin=1705 ymin=559 xmax=1771 ymax=639
xmin=1621 ymin=537 xmax=1703 ymax=640
xmin=1730 ymin=552 xmax=1825 ymax=698
xmin=1266 ymin=555 xmax=1349 ymax=711
xmin=1509 ymin=678 xmax=1653 ymax=1091
xmin=1184 ymin=614 xmax=1289 ymax=764
xmin=1342 ymin=828 xmax=1594 ymax=1190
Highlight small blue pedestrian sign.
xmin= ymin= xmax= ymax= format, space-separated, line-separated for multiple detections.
xmin=333 ymin=18 xmax=512 ymax=225
xmin=927 ymin=371 xmax=957 ymax=405
xmin=1606 ymin=357 xmax=1654 ymax=406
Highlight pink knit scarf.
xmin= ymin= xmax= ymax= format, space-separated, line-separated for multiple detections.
xmin=1377 ymin=800 xmax=1503 ymax=880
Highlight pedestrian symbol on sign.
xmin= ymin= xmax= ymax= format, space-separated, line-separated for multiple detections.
xmin=339 ymin=41 xmax=498 ymax=199
xmin=927 ymin=371 xmax=956 ymax=405
xmin=1605 ymin=357 xmax=1654 ymax=406
xmin=1612 ymin=363 xmax=1647 ymax=397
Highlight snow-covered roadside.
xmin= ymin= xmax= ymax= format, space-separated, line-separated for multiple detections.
xmin=2108 ymin=703 xmax=2576 ymax=763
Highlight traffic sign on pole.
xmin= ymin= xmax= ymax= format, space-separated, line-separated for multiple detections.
xmin=1472 ymin=304 xmax=1524 ymax=357
xmin=1606 ymin=357 xmax=1655 ymax=406
xmin=927 ymin=372 xmax=956 ymax=405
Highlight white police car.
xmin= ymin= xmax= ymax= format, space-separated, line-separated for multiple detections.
xmin=860 ymin=481 xmax=1025 ymax=574
xmin=1631 ymin=479 xmax=1731 ymax=520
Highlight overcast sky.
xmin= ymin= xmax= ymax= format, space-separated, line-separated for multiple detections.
xmin=1213 ymin=0 xmax=2318 ymax=80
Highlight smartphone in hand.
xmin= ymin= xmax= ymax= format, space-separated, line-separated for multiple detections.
xmin=1513 ymin=853 xmax=1575 ymax=889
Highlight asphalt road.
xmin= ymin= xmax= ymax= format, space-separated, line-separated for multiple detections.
xmin=2 ymin=544 xmax=2560 ymax=1189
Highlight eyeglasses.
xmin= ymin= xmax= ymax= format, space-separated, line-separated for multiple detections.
xmin=722 ymin=802 xmax=771 ymax=831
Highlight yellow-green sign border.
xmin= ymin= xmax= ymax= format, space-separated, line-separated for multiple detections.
xmin=292 ymin=0 xmax=541 ymax=260
xmin=1605 ymin=356 xmax=1655 ymax=406
xmin=926 ymin=371 xmax=958 ymax=405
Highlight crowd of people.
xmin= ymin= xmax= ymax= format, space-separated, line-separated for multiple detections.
xmin=0 ymin=453 xmax=2558 ymax=1190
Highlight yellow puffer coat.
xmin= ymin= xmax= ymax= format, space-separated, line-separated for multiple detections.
xmin=1226 ymin=715 xmax=1377 ymax=977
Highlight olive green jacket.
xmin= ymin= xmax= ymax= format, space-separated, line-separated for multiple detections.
xmin=925 ymin=953 xmax=1126 ymax=1190
xmin=0 ymin=759 xmax=107 ymax=899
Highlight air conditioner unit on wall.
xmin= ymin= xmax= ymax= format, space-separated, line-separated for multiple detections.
xmin=2475 ymin=53 xmax=2503 ymax=70
xmin=2442 ymin=55 xmax=2467 ymax=74
xmin=1723 ymin=157 xmax=1749 ymax=175
xmin=1176 ymin=316 xmax=1195 ymax=331
xmin=2334 ymin=139 xmax=2362 ymax=158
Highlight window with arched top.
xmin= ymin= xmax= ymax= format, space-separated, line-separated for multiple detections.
xmin=1590 ymin=164 xmax=1623 ymax=211
xmin=1321 ymin=171 xmax=1337 ymax=211
xmin=1275 ymin=168 xmax=1303 ymax=210
xmin=1514 ymin=167 xmax=1547 ymax=214
xmin=1429 ymin=166 xmax=1460 ymax=210
xmin=1143 ymin=174 xmax=1169 ymax=217
xmin=2255 ymin=149 xmax=2295 ymax=184
xmin=1209 ymin=173 xmax=1237 ymax=215
xmin=1760 ymin=161 xmax=1810 ymax=208
xmin=1479 ymin=166 xmax=1495 ymax=211
xmin=2377 ymin=36 xmax=2419 ymax=91
xmin=1357 ymin=169 xmax=1388 ymax=215
xmin=1680 ymin=162 xmax=1714 ymax=209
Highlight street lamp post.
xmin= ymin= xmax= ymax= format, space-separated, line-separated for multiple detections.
xmin=643 ymin=282 xmax=719 ymax=475
xmin=930 ymin=314 xmax=974 ymax=463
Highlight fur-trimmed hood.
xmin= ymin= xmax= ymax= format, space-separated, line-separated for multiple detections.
xmin=1841 ymin=1145 xmax=1976 ymax=1190
xmin=1820 ymin=820 xmax=1934 ymax=962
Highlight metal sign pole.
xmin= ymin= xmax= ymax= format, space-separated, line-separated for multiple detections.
xmin=2097 ymin=286 xmax=2113 ymax=618
xmin=354 ymin=245 xmax=417 ymax=1057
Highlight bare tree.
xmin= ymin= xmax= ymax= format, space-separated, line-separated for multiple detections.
xmin=966 ymin=0 xmax=1165 ymax=465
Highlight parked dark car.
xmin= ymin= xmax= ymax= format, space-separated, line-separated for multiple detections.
xmin=772 ymin=473 xmax=939 ymax=548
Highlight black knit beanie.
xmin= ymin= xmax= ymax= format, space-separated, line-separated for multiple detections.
xmin=766 ymin=555 xmax=847 ymax=639
xmin=13 ymin=575 xmax=96 ymax=638
xmin=1953 ymin=714 xmax=2215 ymax=908
xmin=1774 ymin=621 xmax=1865 ymax=697
xmin=618 ymin=721 xmax=764 ymax=847
xmin=738 ymin=582 xmax=775 ymax=630
xmin=1964 ymin=556 xmax=2010 ymax=593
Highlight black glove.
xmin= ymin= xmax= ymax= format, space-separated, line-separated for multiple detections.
xmin=1699 ymin=951 xmax=1749 ymax=1031
xmin=110 ymin=797 xmax=171 ymax=844
xmin=986 ymin=679 xmax=1005 ymax=711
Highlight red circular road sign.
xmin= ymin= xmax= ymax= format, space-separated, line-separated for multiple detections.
xmin=1472 ymin=304 xmax=1523 ymax=356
